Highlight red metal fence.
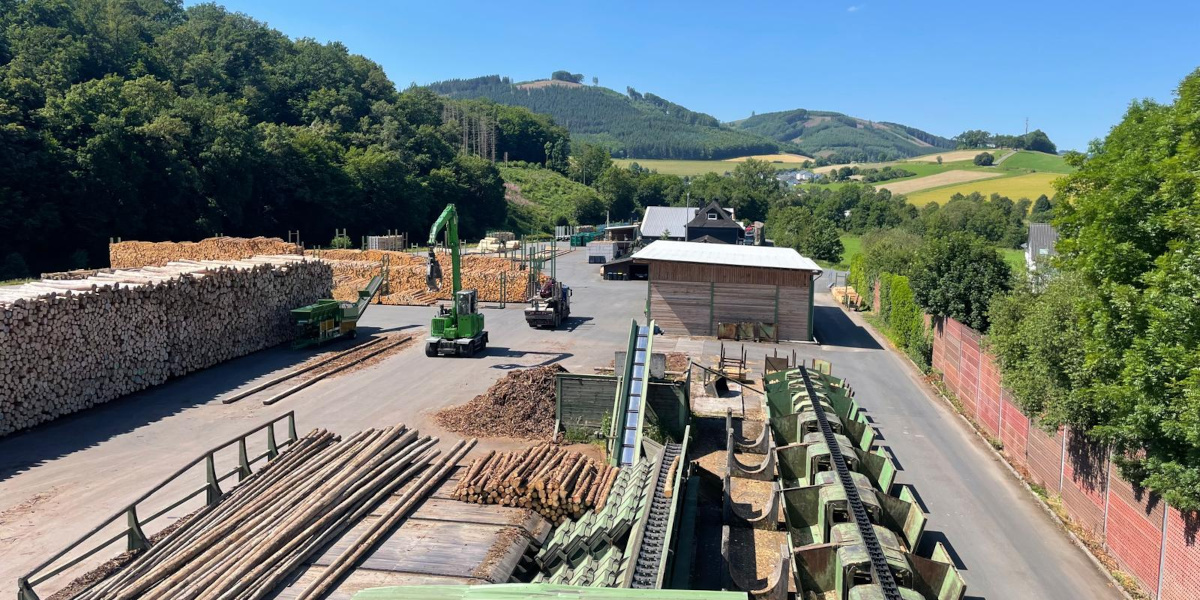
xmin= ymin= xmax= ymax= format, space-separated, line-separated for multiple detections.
xmin=931 ymin=315 xmax=1200 ymax=600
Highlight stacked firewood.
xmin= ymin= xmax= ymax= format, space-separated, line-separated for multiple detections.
xmin=0 ymin=257 xmax=331 ymax=436
xmin=110 ymin=236 xmax=302 ymax=268
xmin=310 ymin=249 xmax=544 ymax=304
xmin=453 ymin=444 xmax=620 ymax=524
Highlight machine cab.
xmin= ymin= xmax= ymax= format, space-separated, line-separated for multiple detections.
xmin=456 ymin=289 xmax=478 ymax=316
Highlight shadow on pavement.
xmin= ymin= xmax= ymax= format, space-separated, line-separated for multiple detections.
xmin=918 ymin=529 xmax=968 ymax=570
xmin=483 ymin=348 xmax=573 ymax=369
xmin=813 ymin=305 xmax=882 ymax=350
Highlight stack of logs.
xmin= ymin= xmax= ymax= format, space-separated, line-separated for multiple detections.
xmin=453 ymin=444 xmax=620 ymax=524
xmin=310 ymin=249 xmax=544 ymax=304
xmin=110 ymin=237 xmax=302 ymax=268
xmin=58 ymin=426 xmax=474 ymax=600
xmin=0 ymin=257 xmax=331 ymax=436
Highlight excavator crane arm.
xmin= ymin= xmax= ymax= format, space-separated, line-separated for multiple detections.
xmin=425 ymin=204 xmax=461 ymax=295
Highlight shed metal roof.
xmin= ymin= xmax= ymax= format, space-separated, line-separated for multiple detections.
xmin=631 ymin=240 xmax=821 ymax=272
xmin=640 ymin=206 xmax=696 ymax=239
xmin=1027 ymin=223 xmax=1059 ymax=260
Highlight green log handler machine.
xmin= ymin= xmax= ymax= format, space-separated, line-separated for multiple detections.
xmin=290 ymin=273 xmax=384 ymax=350
xmin=424 ymin=204 xmax=489 ymax=357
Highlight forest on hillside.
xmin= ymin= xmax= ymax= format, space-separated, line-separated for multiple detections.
xmin=732 ymin=108 xmax=956 ymax=162
xmin=0 ymin=0 xmax=568 ymax=276
xmin=427 ymin=76 xmax=782 ymax=160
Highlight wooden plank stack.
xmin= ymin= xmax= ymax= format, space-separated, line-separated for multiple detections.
xmin=310 ymin=249 xmax=545 ymax=304
xmin=453 ymin=443 xmax=620 ymax=524
xmin=0 ymin=256 xmax=331 ymax=436
xmin=109 ymin=237 xmax=302 ymax=268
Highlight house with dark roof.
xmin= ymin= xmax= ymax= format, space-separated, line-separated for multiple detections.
xmin=685 ymin=201 xmax=744 ymax=245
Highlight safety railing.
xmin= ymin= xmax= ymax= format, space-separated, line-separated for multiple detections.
xmin=17 ymin=412 xmax=299 ymax=600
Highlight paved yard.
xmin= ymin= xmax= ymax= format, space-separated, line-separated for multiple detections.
xmin=0 ymin=250 xmax=642 ymax=593
xmin=0 ymin=255 xmax=1119 ymax=599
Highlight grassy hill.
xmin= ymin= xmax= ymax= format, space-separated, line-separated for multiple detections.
xmin=498 ymin=165 xmax=597 ymax=231
xmin=731 ymin=109 xmax=956 ymax=162
xmin=427 ymin=76 xmax=782 ymax=160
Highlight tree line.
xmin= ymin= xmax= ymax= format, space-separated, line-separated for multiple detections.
xmin=987 ymin=68 xmax=1200 ymax=509
xmin=955 ymin=128 xmax=1058 ymax=154
xmin=0 ymin=1 xmax=573 ymax=277
xmin=733 ymin=108 xmax=956 ymax=162
xmin=849 ymin=68 xmax=1200 ymax=509
xmin=426 ymin=75 xmax=781 ymax=160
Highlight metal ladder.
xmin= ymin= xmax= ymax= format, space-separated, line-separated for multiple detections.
xmin=630 ymin=442 xmax=682 ymax=588
xmin=618 ymin=325 xmax=652 ymax=466
xmin=799 ymin=367 xmax=903 ymax=600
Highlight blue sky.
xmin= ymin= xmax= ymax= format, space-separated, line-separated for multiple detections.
xmin=196 ymin=0 xmax=1200 ymax=151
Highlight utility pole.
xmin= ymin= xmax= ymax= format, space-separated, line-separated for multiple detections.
xmin=1025 ymin=117 xmax=1029 ymax=135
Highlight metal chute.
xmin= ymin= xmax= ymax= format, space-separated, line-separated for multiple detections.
xmin=425 ymin=249 xmax=443 ymax=292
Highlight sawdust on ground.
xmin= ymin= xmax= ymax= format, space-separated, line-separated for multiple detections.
xmin=306 ymin=332 xmax=423 ymax=381
xmin=729 ymin=476 xmax=774 ymax=509
xmin=47 ymin=508 xmax=200 ymax=600
xmin=434 ymin=365 xmax=565 ymax=440
xmin=876 ymin=169 xmax=1002 ymax=195
xmin=726 ymin=525 xmax=788 ymax=592
xmin=0 ymin=488 xmax=56 ymax=526
xmin=472 ymin=527 xmax=525 ymax=581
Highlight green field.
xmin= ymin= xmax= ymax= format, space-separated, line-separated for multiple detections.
xmin=996 ymin=150 xmax=1074 ymax=173
xmin=813 ymin=234 xmax=862 ymax=271
xmin=903 ymin=172 xmax=1063 ymax=206
xmin=616 ymin=150 xmax=1068 ymax=182
xmin=612 ymin=158 xmax=802 ymax=176
xmin=999 ymin=247 xmax=1026 ymax=272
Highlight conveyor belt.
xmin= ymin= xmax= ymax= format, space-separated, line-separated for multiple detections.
xmin=630 ymin=442 xmax=682 ymax=588
xmin=617 ymin=325 xmax=652 ymax=466
xmin=799 ymin=367 xmax=902 ymax=600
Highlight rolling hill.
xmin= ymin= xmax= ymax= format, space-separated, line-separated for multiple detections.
xmin=427 ymin=76 xmax=782 ymax=160
xmin=731 ymin=109 xmax=955 ymax=162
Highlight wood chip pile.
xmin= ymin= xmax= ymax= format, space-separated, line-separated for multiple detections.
xmin=309 ymin=249 xmax=545 ymax=305
xmin=434 ymin=365 xmax=565 ymax=440
xmin=453 ymin=443 xmax=620 ymax=524
xmin=59 ymin=425 xmax=472 ymax=600
xmin=0 ymin=256 xmax=331 ymax=436
xmin=109 ymin=236 xmax=302 ymax=268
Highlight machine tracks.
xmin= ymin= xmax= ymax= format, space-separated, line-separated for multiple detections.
xmin=630 ymin=442 xmax=682 ymax=588
xmin=799 ymin=367 xmax=903 ymax=600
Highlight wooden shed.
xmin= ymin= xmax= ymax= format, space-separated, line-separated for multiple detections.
xmin=632 ymin=240 xmax=821 ymax=341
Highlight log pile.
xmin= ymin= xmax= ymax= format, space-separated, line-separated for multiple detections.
xmin=0 ymin=256 xmax=331 ymax=436
xmin=453 ymin=443 xmax=619 ymax=524
xmin=309 ymin=249 xmax=545 ymax=304
xmin=110 ymin=236 xmax=302 ymax=268
xmin=61 ymin=425 xmax=473 ymax=600
xmin=434 ymin=365 xmax=565 ymax=440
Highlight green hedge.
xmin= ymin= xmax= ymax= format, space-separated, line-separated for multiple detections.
xmin=873 ymin=272 xmax=933 ymax=371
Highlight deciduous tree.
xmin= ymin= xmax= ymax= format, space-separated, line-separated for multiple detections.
xmin=910 ymin=233 xmax=1011 ymax=331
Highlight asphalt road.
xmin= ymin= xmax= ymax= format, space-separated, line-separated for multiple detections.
xmin=0 ymin=255 xmax=1118 ymax=599
xmin=762 ymin=287 xmax=1118 ymax=599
